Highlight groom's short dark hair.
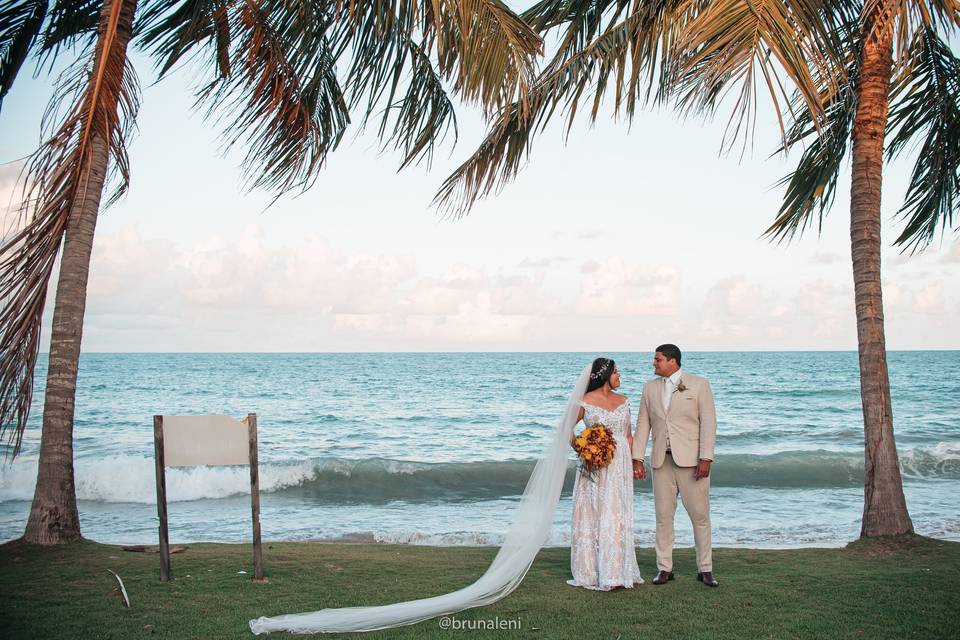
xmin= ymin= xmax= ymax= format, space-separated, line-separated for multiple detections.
xmin=656 ymin=344 xmax=681 ymax=366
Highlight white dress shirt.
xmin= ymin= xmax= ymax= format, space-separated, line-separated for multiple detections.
xmin=661 ymin=368 xmax=683 ymax=412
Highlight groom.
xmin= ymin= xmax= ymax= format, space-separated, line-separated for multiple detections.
xmin=631 ymin=344 xmax=719 ymax=587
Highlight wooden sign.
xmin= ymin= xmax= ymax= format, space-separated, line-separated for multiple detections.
xmin=153 ymin=413 xmax=263 ymax=582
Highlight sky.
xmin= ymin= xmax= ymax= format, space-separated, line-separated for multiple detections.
xmin=1 ymin=31 xmax=958 ymax=353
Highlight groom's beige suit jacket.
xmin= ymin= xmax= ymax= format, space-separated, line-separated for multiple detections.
xmin=631 ymin=372 xmax=717 ymax=468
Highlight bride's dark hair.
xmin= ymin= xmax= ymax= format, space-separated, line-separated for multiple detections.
xmin=586 ymin=357 xmax=616 ymax=393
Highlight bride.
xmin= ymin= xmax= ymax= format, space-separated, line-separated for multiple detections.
xmin=249 ymin=360 xmax=631 ymax=635
xmin=567 ymin=358 xmax=644 ymax=590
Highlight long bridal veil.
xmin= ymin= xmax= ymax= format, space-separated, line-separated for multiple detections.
xmin=248 ymin=364 xmax=591 ymax=635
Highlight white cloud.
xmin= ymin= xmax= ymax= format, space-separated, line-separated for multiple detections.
xmin=173 ymin=225 xmax=417 ymax=315
xmin=699 ymin=277 xmax=770 ymax=341
xmin=792 ymin=280 xmax=851 ymax=317
xmin=72 ymin=225 xmax=959 ymax=351
xmin=518 ymin=256 xmax=573 ymax=269
xmin=811 ymin=251 xmax=842 ymax=265
xmin=575 ymin=258 xmax=680 ymax=317
xmin=549 ymin=228 xmax=604 ymax=241
xmin=409 ymin=295 xmax=537 ymax=343
xmin=944 ymin=238 xmax=960 ymax=264
xmin=913 ymin=284 xmax=945 ymax=314
xmin=0 ymin=161 xmax=28 ymax=237
xmin=882 ymin=278 xmax=948 ymax=315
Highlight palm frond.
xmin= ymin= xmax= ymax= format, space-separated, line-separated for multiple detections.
xmin=522 ymin=0 xmax=628 ymax=34
xmin=334 ymin=0 xmax=542 ymax=117
xmin=0 ymin=0 xmax=46 ymax=110
xmin=432 ymin=95 xmax=538 ymax=218
xmin=764 ymin=11 xmax=862 ymax=242
xmin=195 ymin=0 xmax=350 ymax=196
xmin=433 ymin=1 xmax=705 ymax=217
xmin=915 ymin=0 xmax=960 ymax=27
xmin=38 ymin=0 xmax=102 ymax=65
xmin=321 ymin=3 xmax=456 ymax=170
xmin=766 ymin=72 xmax=859 ymax=242
xmin=0 ymin=0 xmax=139 ymax=459
xmin=135 ymin=0 xmax=234 ymax=77
xmin=535 ymin=1 xmax=696 ymax=124
xmin=432 ymin=48 xmax=606 ymax=218
xmin=521 ymin=1 xmax=692 ymax=118
xmin=886 ymin=27 xmax=960 ymax=252
xmin=325 ymin=0 xmax=539 ymax=170
xmin=135 ymin=1 xmax=538 ymax=195
xmin=378 ymin=37 xmax=459 ymax=170
xmin=863 ymin=0 xmax=960 ymax=55
xmin=671 ymin=0 xmax=855 ymax=153
xmin=426 ymin=0 xmax=543 ymax=115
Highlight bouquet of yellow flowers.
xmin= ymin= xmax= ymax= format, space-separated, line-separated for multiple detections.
xmin=572 ymin=424 xmax=617 ymax=481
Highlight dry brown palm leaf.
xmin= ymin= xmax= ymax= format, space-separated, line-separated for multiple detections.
xmin=0 ymin=0 xmax=139 ymax=458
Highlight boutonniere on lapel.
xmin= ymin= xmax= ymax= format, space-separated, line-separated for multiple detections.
xmin=675 ymin=380 xmax=688 ymax=393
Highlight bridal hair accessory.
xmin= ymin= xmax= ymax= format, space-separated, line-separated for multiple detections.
xmin=589 ymin=361 xmax=611 ymax=380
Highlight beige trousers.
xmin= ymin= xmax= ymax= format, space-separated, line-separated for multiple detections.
xmin=652 ymin=452 xmax=712 ymax=572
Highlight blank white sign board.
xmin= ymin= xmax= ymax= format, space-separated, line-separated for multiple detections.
xmin=161 ymin=415 xmax=250 ymax=467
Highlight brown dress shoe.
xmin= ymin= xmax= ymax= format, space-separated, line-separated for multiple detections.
xmin=697 ymin=571 xmax=719 ymax=587
xmin=652 ymin=570 xmax=674 ymax=585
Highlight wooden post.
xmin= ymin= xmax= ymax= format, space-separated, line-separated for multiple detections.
xmin=153 ymin=415 xmax=171 ymax=582
xmin=248 ymin=413 xmax=264 ymax=580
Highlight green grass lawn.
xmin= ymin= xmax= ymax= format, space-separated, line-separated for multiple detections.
xmin=1 ymin=535 xmax=957 ymax=639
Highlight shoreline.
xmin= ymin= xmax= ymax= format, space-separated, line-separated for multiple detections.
xmin=301 ymin=534 xmax=861 ymax=550
xmin=7 ymin=531 xmax=957 ymax=553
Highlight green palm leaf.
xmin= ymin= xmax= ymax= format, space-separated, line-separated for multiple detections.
xmin=886 ymin=26 xmax=960 ymax=251
xmin=39 ymin=0 xmax=102 ymax=64
xmin=765 ymin=12 xmax=861 ymax=241
xmin=0 ymin=0 xmax=46 ymax=109
xmin=375 ymin=37 xmax=459 ymax=170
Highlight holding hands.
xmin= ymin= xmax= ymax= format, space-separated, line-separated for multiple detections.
xmin=632 ymin=458 xmax=710 ymax=480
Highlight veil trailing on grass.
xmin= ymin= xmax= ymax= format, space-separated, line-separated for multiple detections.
xmin=248 ymin=364 xmax=591 ymax=635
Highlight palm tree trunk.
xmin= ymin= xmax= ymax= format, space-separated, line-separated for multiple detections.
xmin=849 ymin=14 xmax=913 ymax=538
xmin=23 ymin=0 xmax=137 ymax=545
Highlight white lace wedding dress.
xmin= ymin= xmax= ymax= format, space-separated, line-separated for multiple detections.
xmin=567 ymin=399 xmax=644 ymax=590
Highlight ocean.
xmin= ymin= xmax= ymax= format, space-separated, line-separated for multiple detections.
xmin=0 ymin=352 xmax=957 ymax=548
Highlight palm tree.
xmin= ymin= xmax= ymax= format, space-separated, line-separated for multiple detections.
xmin=762 ymin=1 xmax=959 ymax=537
xmin=435 ymin=0 xmax=959 ymax=538
xmin=0 ymin=0 xmax=541 ymax=544
xmin=1 ymin=0 xmax=140 ymax=545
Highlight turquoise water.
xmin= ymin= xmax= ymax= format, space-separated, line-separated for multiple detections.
xmin=0 ymin=352 xmax=957 ymax=547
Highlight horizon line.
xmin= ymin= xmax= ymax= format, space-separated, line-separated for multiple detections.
xmin=40 ymin=348 xmax=960 ymax=354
